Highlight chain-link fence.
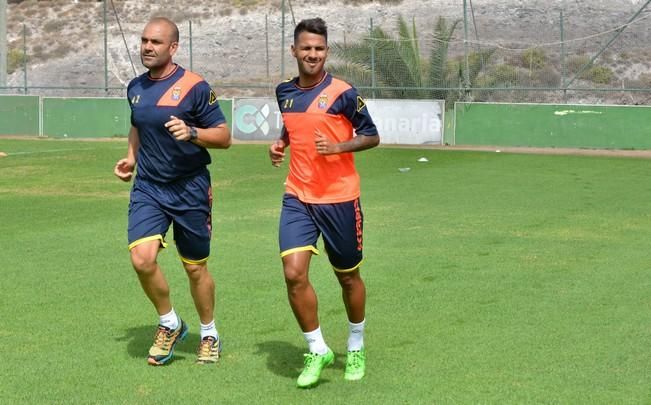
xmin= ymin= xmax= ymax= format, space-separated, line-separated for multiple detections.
xmin=2 ymin=0 xmax=651 ymax=105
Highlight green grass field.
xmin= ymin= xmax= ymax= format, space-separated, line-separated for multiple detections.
xmin=1 ymin=138 xmax=650 ymax=403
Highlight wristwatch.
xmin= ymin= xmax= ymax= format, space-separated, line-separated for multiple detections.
xmin=188 ymin=126 xmax=198 ymax=141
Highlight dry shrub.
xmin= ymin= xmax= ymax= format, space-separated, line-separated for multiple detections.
xmin=43 ymin=19 xmax=67 ymax=34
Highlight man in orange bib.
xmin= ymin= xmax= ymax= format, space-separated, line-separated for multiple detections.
xmin=269 ymin=17 xmax=380 ymax=388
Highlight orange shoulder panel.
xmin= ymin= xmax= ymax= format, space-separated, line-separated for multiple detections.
xmin=306 ymin=78 xmax=352 ymax=113
xmin=157 ymin=71 xmax=204 ymax=107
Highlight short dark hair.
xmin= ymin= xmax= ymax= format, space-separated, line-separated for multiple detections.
xmin=293 ymin=18 xmax=327 ymax=44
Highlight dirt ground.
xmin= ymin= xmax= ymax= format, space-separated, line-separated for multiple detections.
xmin=427 ymin=145 xmax=651 ymax=159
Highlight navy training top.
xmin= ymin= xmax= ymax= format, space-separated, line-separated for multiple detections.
xmin=127 ymin=64 xmax=226 ymax=183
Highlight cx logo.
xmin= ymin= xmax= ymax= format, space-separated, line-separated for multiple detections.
xmin=235 ymin=104 xmax=271 ymax=135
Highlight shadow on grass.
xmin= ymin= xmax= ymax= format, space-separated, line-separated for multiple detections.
xmin=254 ymin=340 xmax=345 ymax=387
xmin=116 ymin=325 xmax=202 ymax=362
xmin=255 ymin=341 xmax=305 ymax=379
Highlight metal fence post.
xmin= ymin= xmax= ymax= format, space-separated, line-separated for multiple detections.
xmin=280 ymin=0 xmax=285 ymax=79
xmin=22 ymin=23 xmax=26 ymax=94
xmin=0 ymin=0 xmax=7 ymax=90
xmin=370 ymin=17 xmax=376 ymax=98
xmin=560 ymin=10 xmax=567 ymax=103
xmin=189 ymin=20 xmax=193 ymax=72
xmin=103 ymin=0 xmax=108 ymax=95
xmin=462 ymin=0 xmax=470 ymax=91
xmin=265 ymin=14 xmax=270 ymax=79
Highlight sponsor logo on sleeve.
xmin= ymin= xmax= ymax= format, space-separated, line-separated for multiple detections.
xmin=356 ymin=96 xmax=366 ymax=112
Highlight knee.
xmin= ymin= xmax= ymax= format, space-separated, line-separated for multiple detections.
xmin=184 ymin=263 xmax=207 ymax=280
xmin=130 ymin=252 xmax=157 ymax=276
xmin=283 ymin=264 xmax=308 ymax=288
xmin=281 ymin=252 xmax=311 ymax=289
xmin=336 ymin=271 xmax=362 ymax=290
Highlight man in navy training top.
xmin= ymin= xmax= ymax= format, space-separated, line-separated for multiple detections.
xmin=114 ymin=16 xmax=231 ymax=366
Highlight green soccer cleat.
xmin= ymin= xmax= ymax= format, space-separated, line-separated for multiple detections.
xmin=147 ymin=319 xmax=188 ymax=366
xmin=344 ymin=347 xmax=366 ymax=381
xmin=196 ymin=335 xmax=222 ymax=364
xmin=296 ymin=349 xmax=335 ymax=388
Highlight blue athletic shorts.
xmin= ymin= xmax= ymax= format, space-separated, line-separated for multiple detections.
xmin=127 ymin=170 xmax=213 ymax=264
xmin=279 ymin=193 xmax=364 ymax=272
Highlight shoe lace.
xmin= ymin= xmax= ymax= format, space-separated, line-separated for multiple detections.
xmin=347 ymin=351 xmax=363 ymax=369
xmin=302 ymin=352 xmax=320 ymax=370
xmin=152 ymin=326 xmax=173 ymax=350
xmin=197 ymin=337 xmax=216 ymax=357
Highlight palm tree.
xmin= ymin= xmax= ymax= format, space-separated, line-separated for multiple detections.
xmin=327 ymin=15 xmax=493 ymax=102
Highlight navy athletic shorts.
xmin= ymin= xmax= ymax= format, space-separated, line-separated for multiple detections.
xmin=127 ymin=170 xmax=212 ymax=264
xmin=279 ymin=193 xmax=364 ymax=272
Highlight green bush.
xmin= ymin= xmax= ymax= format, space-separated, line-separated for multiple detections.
xmin=586 ymin=66 xmax=614 ymax=84
xmin=521 ymin=48 xmax=546 ymax=70
xmin=564 ymin=55 xmax=614 ymax=84
xmin=7 ymin=48 xmax=26 ymax=74
xmin=532 ymin=65 xmax=561 ymax=87
xmin=51 ymin=43 xmax=73 ymax=59
xmin=486 ymin=64 xmax=519 ymax=86
xmin=638 ymin=72 xmax=651 ymax=87
xmin=43 ymin=19 xmax=66 ymax=34
xmin=567 ymin=55 xmax=590 ymax=74
xmin=232 ymin=0 xmax=264 ymax=6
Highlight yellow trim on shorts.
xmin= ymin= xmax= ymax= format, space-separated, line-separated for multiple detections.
xmin=180 ymin=255 xmax=209 ymax=265
xmin=128 ymin=235 xmax=168 ymax=251
xmin=280 ymin=246 xmax=319 ymax=258
xmin=333 ymin=258 xmax=364 ymax=273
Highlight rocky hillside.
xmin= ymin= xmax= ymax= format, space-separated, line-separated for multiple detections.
xmin=4 ymin=0 xmax=651 ymax=100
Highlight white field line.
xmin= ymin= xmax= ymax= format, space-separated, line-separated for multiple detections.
xmin=7 ymin=147 xmax=123 ymax=156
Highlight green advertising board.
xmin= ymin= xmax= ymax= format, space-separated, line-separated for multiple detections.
xmin=43 ymin=98 xmax=131 ymax=138
xmin=0 ymin=95 xmax=40 ymax=136
xmin=455 ymin=102 xmax=651 ymax=149
xmin=41 ymin=97 xmax=233 ymax=139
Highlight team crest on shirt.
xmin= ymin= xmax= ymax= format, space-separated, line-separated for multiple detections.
xmin=318 ymin=94 xmax=328 ymax=109
xmin=171 ymin=86 xmax=182 ymax=101
xmin=209 ymin=89 xmax=217 ymax=105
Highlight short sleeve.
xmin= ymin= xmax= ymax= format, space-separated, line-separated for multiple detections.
xmin=336 ymin=88 xmax=378 ymax=136
xmin=191 ymin=81 xmax=226 ymax=128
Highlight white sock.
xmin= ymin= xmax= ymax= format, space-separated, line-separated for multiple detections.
xmin=303 ymin=326 xmax=329 ymax=355
xmin=347 ymin=319 xmax=365 ymax=351
xmin=200 ymin=320 xmax=219 ymax=340
xmin=159 ymin=308 xmax=179 ymax=330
